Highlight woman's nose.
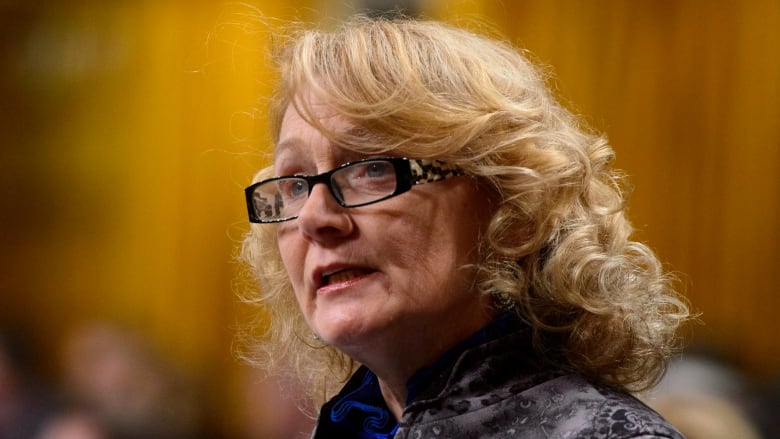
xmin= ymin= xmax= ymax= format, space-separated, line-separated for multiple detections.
xmin=296 ymin=183 xmax=354 ymax=242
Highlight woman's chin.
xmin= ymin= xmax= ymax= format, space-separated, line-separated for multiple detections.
xmin=314 ymin=318 xmax=383 ymax=351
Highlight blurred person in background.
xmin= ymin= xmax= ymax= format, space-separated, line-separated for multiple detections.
xmin=239 ymin=366 xmax=314 ymax=439
xmin=643 ymin=352 xmax=765 ymax=439
xmin=34 ymin=409 xmax=108 ymax=439
xmin=240 ymin=17 xmax=690 ymax=438
xmin=57 ymin=323 xmax=201 ymax=439
xmin=0 ymin=331 xmax=53 ymax=439
xmin=753 ymin=377 xmax=780 ymax=438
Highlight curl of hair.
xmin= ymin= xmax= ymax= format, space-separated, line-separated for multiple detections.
xmin=239 ymin=17 xmax=690 ymax=403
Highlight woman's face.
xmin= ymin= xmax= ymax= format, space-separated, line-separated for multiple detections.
xmin=274 ymin=96 xmax=495 ymax=361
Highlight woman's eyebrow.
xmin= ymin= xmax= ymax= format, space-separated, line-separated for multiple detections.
xmin=273 ymin=138 xmax=303 ymax=161
xmin=274 ymin=124 xmax=366 ymax=160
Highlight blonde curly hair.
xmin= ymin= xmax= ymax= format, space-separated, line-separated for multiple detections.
xmin=239 ymin=17 xmax=690 ymax=404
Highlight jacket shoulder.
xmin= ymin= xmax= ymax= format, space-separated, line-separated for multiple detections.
xmin=544 ymin=375 xmax=685 ymax=438
xmin=399 ymin=374 xmax=684 ymax=439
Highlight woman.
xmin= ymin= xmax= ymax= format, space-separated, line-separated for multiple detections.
xmin=241 ymin=17 xmax=690 ymax=438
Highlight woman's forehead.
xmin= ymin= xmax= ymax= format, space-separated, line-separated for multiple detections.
xmin=274 ymin=101 xmax=372 ymax=157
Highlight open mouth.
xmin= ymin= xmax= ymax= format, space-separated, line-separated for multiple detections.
xmin=322 ymin=268 xmax=373 ymax=287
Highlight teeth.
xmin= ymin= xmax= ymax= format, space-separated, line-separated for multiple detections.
xmin=324 ymin=269 xmax=369 ymax=286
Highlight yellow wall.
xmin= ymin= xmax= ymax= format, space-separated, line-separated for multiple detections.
xmin=1 ymin=0 xmax=778 ymax=434
xmin=0 ymin=1 xmax=317 ymax=435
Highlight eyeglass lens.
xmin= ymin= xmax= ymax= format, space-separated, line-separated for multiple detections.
xmin=250 ymin=160 xmax=399 ymax=222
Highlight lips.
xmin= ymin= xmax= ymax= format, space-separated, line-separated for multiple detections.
xmin=322 ymin=268 xmax=373 ymax=287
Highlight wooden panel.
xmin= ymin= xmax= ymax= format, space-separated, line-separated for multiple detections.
xmin=0 ymin=1 xmax=314 ymax=434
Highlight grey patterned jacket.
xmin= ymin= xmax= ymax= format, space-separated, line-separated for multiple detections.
xmin=313 ymin=315 xmax=684 ymax=439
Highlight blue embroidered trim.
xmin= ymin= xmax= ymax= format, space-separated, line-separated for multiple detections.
xmin=330 ymin=372 xmax=395 ymax=438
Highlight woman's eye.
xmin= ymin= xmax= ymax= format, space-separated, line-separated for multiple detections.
xmin=280 ymin=180 xmax=308 ymax=198
xmin=365 ymin=162 xmax=392 ymax=178
xmin=293 ymin=181 xmax=307 ymax=195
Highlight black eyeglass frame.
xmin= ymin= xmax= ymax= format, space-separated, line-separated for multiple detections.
xmin=244 ymin=157 xmax=463 ymax=223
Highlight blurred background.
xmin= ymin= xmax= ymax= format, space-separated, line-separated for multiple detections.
xmin=1 ymin=0 xmax=778 ymax=438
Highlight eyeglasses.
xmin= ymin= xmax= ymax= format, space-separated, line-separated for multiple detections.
xmin=245 ymin=157 xmax=464 ymax=223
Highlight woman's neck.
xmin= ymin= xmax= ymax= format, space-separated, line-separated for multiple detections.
xmin=349 ymin=305 xmax=500 ymax=421
xmin=378 ymin=375 xmax=407 ymax=421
